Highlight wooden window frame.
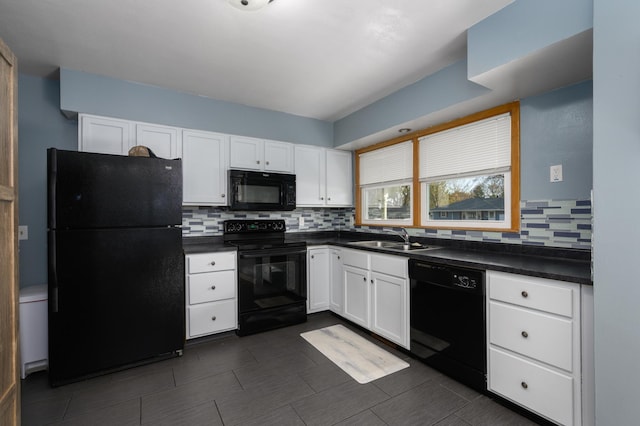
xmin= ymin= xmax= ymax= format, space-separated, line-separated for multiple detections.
xmin=355 ymin=102 xmax=520 ymax=232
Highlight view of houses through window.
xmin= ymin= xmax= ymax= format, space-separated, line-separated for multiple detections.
xmin=427 ymin=174 xmax=505 ymax=221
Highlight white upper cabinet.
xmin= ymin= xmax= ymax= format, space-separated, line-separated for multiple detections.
xmin=135 ymin=123 xmax=181 ymax=159
xmin=326 ymin=149 xmax=353 ymax=206
xmin=295 ymin=145 xmax=325 ymax=206
xmin=182 ymin=130 xmax=228 ymax=206
xmin=264 ymin=140 xmax=294 ymax=172
xmin=295 ymin=145 xmax=353 ymax=207
xmin=79 ymin=114 xmax=133 ymax=155
xmin=229 ymin=136 xmax=294 ymax=173
xmin=79 ymin=114 xmax=181 ymax=159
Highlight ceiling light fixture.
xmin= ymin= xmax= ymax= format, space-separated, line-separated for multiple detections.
xmin=398 ymin=128 xmax=412 ymax=133
xmin=228 ymin=0 xmax=274 ymax=11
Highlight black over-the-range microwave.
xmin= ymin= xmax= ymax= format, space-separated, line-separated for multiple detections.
xmin=228 ymin=169 xmax=296 ymax=211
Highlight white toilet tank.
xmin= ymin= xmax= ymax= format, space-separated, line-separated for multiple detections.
xmin=19 ymin=284 xmax=48 ymax=379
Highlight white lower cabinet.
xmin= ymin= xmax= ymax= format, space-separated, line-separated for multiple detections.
xmin=185 ymin=251 xmax=237 ymax=339
xmin=341 ymin=248 xmax=409 ymax=349
xmin=487 ymin=270 xmax=590 ymax=426
xmin=329 ymin=248 xmax=344 ymax=315
xmin=307 ymin=247 xmax=331 ymax=313
xmin=307 ymin=246 xmax=343 ymax=315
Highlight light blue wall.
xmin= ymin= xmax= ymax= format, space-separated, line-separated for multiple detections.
xmin=59 ymin=68 xmax=334 ymax=147
xmin=520 ymin=80 xmax=592 ymax=200
xmin=333 ymin=59 xmax=490 ymax=146
xmin=467 ymin=0 xmax=593 ymax=79
xmin=593 ymin=0 xmax=640 ymax=423
xmin=18 ymin=74 xmax=77 ymax=288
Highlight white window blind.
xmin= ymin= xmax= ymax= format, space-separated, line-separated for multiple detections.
xmin=419 ymin=113 xmax=511 ymax=180
xmin=359 ymin=141 xmax=412 ymax=185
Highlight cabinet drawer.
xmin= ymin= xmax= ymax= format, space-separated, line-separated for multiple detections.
xmin=370 ymin=254 xmax=407 ymax=278
xmin=342 ymin=249 xmax=369 ymax=269
xmin=489 ymin=301 xmax=573 ymax=371
xmin=489 ymin=347 xmax=573 ymax=426
xmin=188 ymin=299 xmax=236 ymax=337
xmin=489 ymin=271 xmax=575 ymax=317
xmin=187 ymin=251 xmax=236 ymax=274
xmin=188 ymin=270 xmax=235 ymax=304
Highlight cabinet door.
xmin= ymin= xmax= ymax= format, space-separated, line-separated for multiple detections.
xmin=79 ymin=114 xmax=133 ymax=155
xmin=182 ymin=130 xmax=228 ymax=205
xmin=342 ymin=265 xmax=369 ymax=328
xmin=136 ymin=123 xmax=180 ymax=159
xmin=264 ymin=140 xmax=294 ymax=173
xmin=326 ymin=149 xmax=353 ymax=206
xmin=295 ymin=145 xmax=325 ymax=206
xmin=229 ymin=136 xmax=263 ymax=170
xmin=308 ymin=248 xmax=330 ymax=313
xmin=329 ymin=249 xmax=343 ymax=314
xmin=371 ymin=272 xmax=408 ymax=347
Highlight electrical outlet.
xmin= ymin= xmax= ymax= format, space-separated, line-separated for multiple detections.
xmin=18 ymin=225 xmax=28 ymax=240
xmin=550 ymin=164 xmax=563 ymax=182
xmin=298 ymin=216 xmax=304 ymax=228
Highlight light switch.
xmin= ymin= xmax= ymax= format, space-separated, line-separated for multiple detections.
xmin=18 ymin=225 xmax=28 ymax=240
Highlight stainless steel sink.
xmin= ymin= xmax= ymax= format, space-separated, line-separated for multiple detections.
xmin=347 ymin=240 xmax=440 ymax=252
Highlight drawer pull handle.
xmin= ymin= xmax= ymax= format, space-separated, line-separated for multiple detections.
xmin=337 ymin=256 xmax=340 ymax=259
xmin=311 ymin=255 xmax=314 ymax=259
xmin=211 ymin=316 xmax=217 ymax=321
xmin=211 ymin=285 xmax=216 ymax=290
xmin=521 ymin=381 xmax=528 ymax=389
xmin=521 ymin=290 xmax=528 ymax=298
xmin=363 ymin=276 xmax=366 ymax=282
xmin=521 ymin=331 xmax=529 ymax=338
xmin=210 ymin=261 xmax=216 ymax=266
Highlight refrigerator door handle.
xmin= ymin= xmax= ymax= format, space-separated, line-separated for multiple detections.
xmin=49 ymin=231 xmax=59 ymax=313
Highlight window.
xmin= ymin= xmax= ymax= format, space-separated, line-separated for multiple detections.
xmin=419 ymin=110 xmax=516 ymax=230
xmin=358 ymin=141 xmax=413 ymax=225
xmin=355 ymin=102 xmax=519 ymax=232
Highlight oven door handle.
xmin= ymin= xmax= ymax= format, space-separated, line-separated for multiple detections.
xmin=239 ymin=247 xmax=307 ymax=258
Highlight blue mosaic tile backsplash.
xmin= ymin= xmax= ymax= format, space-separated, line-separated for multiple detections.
xmin=182 ymin=199 xmax=591 ymax=250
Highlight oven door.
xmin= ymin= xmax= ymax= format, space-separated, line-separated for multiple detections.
xmin=237 ymin=246 xmax=307 ymax=335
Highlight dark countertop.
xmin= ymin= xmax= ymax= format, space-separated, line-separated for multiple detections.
xmin=183 ymin=231 xmax=592 ymax=285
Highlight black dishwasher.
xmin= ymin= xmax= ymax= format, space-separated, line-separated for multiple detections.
xmin=409 ymin=259 xmax=486 ymax=392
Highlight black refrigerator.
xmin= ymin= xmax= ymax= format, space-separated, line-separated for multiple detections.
xmin=47 ymin=148 xmax=185 ymax=387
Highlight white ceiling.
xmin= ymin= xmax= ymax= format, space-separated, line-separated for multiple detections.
xmin=0 ymin=0 xmax=515 ymax=122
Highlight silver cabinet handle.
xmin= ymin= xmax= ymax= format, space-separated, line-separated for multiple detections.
xmin=256 ymin=160 xmax=260 ymax=164
xmin=221 ymin=193 xmax=225 ymax=198
xmin=311 ymin=255 xmax=314 ymax=259
xmin=320 ymin=197 xmax=324 ymax=200
xmin=363 ymin=276 xmax=366 ymax=282
xmin=521 ymin=331 xmax=528 ymax=338
xmin=521 ymin=290 xmax=528 ymax=298
xmin=266 ymin=161 xmax=270 ymax=165
xmin=211 ymin=285 xmax=216 ymax=290
xmin=211 ymin=316 xmax=217 ymax=321
xmin=521 ymin=381 xmax=528 ymax=389
xmin=370 ymin=279 xmax=373 ymax=284
xmin=210 ymin=261 xmax=216 ymax=266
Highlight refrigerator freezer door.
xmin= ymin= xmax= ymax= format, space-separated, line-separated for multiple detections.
xmin=48 ymin=227 xmax=184 ymax=386
xmin=48 ymin=148 xmax=182 ymax=229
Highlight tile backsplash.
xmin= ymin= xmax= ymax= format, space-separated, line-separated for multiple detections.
xmin=183 ymin=199 xmax=591 ymax=250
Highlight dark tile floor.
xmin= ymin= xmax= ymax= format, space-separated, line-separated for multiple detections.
xmin=21 ymin=312 xmax=540 ymax=425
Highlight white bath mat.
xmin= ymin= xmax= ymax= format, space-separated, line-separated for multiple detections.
xmin=300 ymin=324 xmax=409 ymax=384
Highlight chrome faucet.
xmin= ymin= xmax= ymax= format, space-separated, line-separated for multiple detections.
xmin=391 ymin=228 xmax=410 ymax=246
